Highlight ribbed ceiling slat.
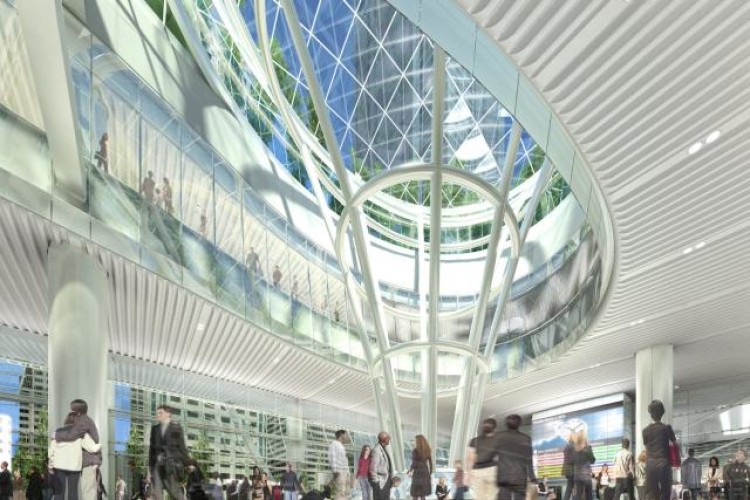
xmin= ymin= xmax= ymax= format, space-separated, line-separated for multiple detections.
xmin=457 ymin=0 xmax=750 ymax=417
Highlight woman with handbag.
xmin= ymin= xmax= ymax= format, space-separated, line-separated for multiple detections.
xmin=642 ymin=400 xmax=678 ymax=500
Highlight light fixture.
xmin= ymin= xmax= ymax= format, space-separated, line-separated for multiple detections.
xmin=636 ymin=319 xmax=644 ymax=324
xmin=705 ymin=130 xmax=721 ymax=144
xmin=629 ymin=321 xmax=637 ymax=327
xmin=328 ymin=378 xmax=336 ymax=385
xmin=272 ymin=357 xmax=281 ymax=364
xmin=674 ymin=385 xmax=680 ymax=390
xmin=196 ymin=323 xmax=205 ymax=331
xmin=687 ymin=142 xmax=703 ymax=155
xmin=682 ymin=247 xmax=693 ymax=255
xmin=695 ymin=241 xmax=706 ymax=249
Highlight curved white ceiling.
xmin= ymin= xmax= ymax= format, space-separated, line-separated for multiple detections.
xmin=454 ymin=0 xmax=750 ymax=415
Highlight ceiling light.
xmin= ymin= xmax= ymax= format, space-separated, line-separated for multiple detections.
xmin=328 ymin=378 xmax=337 ymax=384
xmin=629 ymin=321 xmax=637 ymax=327
xmin=674 ymin=385 xmax=680 ymax=390
xmin=636 ymin=319 xmax=644 ymax=324
xmin=272 ymin=357 xmax=281 ymax=364
xmin=695 ymin=241 xmax=706 ymax=249
xmin=705 ymin=130 xmax=721 ymax=144
xmin=687 ymin=142 xmax=703 ymax=155
xmin=196 ymin=323 xmax=205 ymax=330
xmin=682 ymin=247 xmax=693 ymax=255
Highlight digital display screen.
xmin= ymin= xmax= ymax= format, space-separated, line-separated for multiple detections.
xmin=532 ymin=404 xmax=624 ymax=479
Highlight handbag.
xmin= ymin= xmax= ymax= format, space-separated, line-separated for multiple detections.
xmin=668 ymin=441 xmax=681 ymax=467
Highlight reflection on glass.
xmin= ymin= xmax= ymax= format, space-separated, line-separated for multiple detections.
xmin=94 ymin=78 xmax=139 ymax=189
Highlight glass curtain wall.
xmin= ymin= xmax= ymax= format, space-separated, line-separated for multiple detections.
xmin=0 ymin=359 xmax=384 ymax=491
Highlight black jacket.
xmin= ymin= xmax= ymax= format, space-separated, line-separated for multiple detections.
xmin=495 ymin=429 xmax=536 ymax=488
xmin=148 ymin=421 xmax=189 ymax=471
xmin=0 ymin=469 xmax=12 ymax=498
xmin=25 ymin=472 xmax=44 ymax=500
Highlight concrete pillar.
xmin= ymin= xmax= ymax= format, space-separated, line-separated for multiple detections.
xmin=48 ymin=244 xmax=110 ymax=483
xmin=635 ymin=344 xmax=673 ymax=454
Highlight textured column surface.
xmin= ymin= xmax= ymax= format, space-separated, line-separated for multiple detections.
xmin=48 ymin=244 xmax=110 ymax=483
xmin=635 ymin=344 xmax=673 ymax=454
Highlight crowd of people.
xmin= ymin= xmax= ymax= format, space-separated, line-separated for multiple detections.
xmin=4 ymin=397 xmax=749 ymax=500
xmin=553 ymin=400 xmax=750 ymax=500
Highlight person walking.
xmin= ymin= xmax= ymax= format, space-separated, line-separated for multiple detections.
xmin=595 ymin=464 xmax=611 ymax=500
xmin=703 ymin=457 xmax=722 ymax=500
xmin=642 ymin=400 xmax=678 ymax=500
xmin=186 ymin=460 xmax=206 ymax=500
xmin=572 ymin=430 xmax=596 ymax=500
xmin=725 ymin=450 xmax=749 ymax=500
xmin=356 ymin=446 xmax=372 ymax=500
xmin=368 ymin=432 xmax=393 ymax=500
xmin=11 ymin=471 xmax=22 ymax=500
xmin=453 ymin=460 xmax=468 ymax=500
xmin=562 ymin=435 xmax=575 ymax=500
xmin=612 ymin=439 xmax=634 ymax=500
xmin=681 ymin=449 xmax=702 ymax=500
xmin=148 ymin=405 xmax=190 ymax=500
xmin=0 ymin=462 xmax=11 ymax=500
xmin=327 ymin=430 xmax=350 ymax=500
xmin=467 ymin=417 xmax=499 ymax=500
xmin=408 ymin=435 xmax=433 ymax=500
xmin=25 ymin=467 xmax=44 ymax=500
xmin=279 ymin=463 xmax=300 ymax=500
xmin=115 ymin=476 xmax=127 ymax=500
xmin=634 ymin=451 xmax=647 ymax=500
xmin=494 ymin=414 xmax=536 ymax=500
xmin=210 ymin=472 xmax=224 ymax=500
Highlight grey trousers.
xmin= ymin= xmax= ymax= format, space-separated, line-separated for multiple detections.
xmin=81 ymin=466 xmax=97 ymax=500
xmin=151 ymin=467 xmax=185 ymax=500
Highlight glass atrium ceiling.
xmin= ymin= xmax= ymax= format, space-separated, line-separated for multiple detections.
xmin=180 ymin=0 xmax=569 ymax=254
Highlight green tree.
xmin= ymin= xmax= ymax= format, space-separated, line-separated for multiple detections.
xmin=126 ymin=423 xmax=146 ymax=473
xmin=13 ymin=406 xmax=47 ymax=476
xmin=190 ymin=431 xmax=214 ymax=472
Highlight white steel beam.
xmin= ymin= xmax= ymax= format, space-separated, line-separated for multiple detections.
xmin=17 ymin=0 xmax=86 ymax=203
xmin=423 ymin=47 xmax=446 ymax=452
xmin=279 ymin=0 xmax=406 ymax=470
xmin=449 ymin=121 xmax=522 ymax=463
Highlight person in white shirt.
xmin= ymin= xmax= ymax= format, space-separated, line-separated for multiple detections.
xmin=327 ymin=430 xmax=350 ymax=500
xmin=612 ymin=439 xmax=635 ymax=500
xmin=115 ymin=476 xmax=127 ymax=500
xmin=48 ymin=412 xmax=102 ymax=500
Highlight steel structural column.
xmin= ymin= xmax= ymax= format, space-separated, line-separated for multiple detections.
xmin=423 ymin=48 xmax=446 ymax=453
xmin=48 ymin=244 xmax=110 ymax=486
xmin=17 ymin=0 xmax=86 ymax=203
xmin=279 ymin=0 xmax=406 ymax=470
xmin=448 ymin=122 xmax=522 ymax=463
xmin=635 ymin=345 xmax=674 ymax=455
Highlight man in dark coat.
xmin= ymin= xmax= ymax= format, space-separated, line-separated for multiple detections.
xmin=25 ymin=467 xmax=44 ymax=500
xmin=0 ymin=462 xmax=12 ymax=500
xmin=148 ymin=405 xmax=189 ymax=500
xmin=494 ymin=414 xmax=536 ymax=500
